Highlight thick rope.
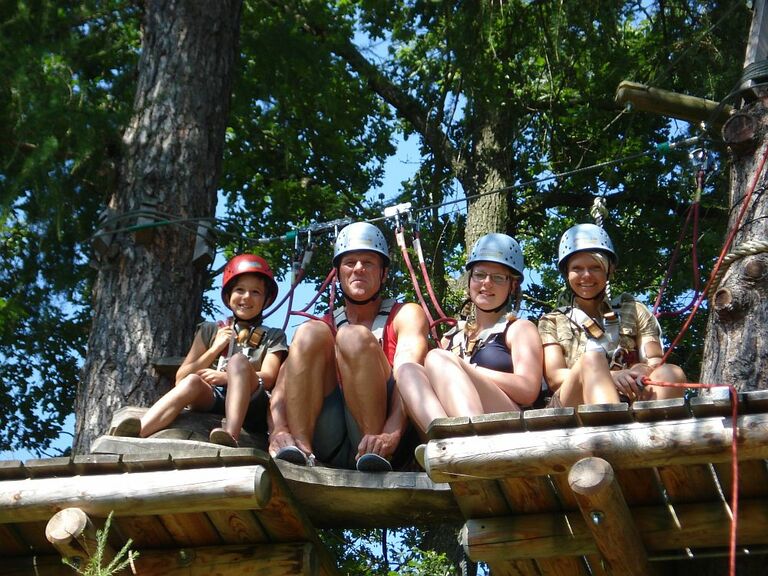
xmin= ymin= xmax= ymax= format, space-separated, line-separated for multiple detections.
xmin=706 ymin=239 xmax=768 ymax=298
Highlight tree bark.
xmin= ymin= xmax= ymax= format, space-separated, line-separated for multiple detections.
xmin=700 ymin=99 xmax=768 ymax=393
xmin=74 ymin=0 xmax=243 ymax=453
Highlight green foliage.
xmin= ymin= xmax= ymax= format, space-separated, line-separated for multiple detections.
xmin=0 ymin=0 xmax=752 ymax=453
xmin=320 ymin=527 xmax=459 ymax=575
xmin=0 ymin=0 xmax=139 ymax=454
xmin=62 ymin=512 xmax=139 ymax=576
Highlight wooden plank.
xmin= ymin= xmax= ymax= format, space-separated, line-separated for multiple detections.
xmin=631 ymin=398 xmax=689 ymax=422
xmin=3 ymin=543 xmax=318 ymax=576
xmin=469 ymin=411 xmax=523 ymax=436
xmin=12 ymin=520 xmax=52 ymax=553
xmin=206 ymin=509 xmax=270 ymax=543
xmin=277 ymin=463 xmax=460 ymax=528
xmin=0 ymin=460 xmax=29 ymax=481
xmin=425 ymin=413 xmax=768 ymax=483
xmin=462 ymin=498 xmax=768 ymax=560
xmin=655 ymin=463 xmax=722 ymax=504
xmin=158 ymin=511 xmax=221 ymax=547
xmin=713 ymin=458 xmax=768 ymax=500
xmin=0 ymin=524 xmax=28 ymax=556
xmin=523 ymin=407 xmax=578 ymax=431
xmin=576 ymin=403 xmax=631 ymax=427
xmin=111 ymin=515 xmax=175 ymax=548
xmin=0 ymin=465 xmax=272 ymax=523
xmin=427 ymin=416 xmax=474 ymax=439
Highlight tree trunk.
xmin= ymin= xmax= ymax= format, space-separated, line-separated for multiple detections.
xmin=699 ymin=100 xmax=768 ymax=393
xmin=74 ymin=0 xmax=243 ymax=453
xmin=465 ymin=118 xmax=510 ymax=251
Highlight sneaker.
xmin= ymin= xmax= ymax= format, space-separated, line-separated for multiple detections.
xmin=275 ymin=445 xmax=309 ymax=466
xmin=209 ymin=428 xmax=239 ymax=448
xmin=112 ymin=417 xmax=142 ymax=437
xmin=356 ymin=453 xmax=392 ymax=473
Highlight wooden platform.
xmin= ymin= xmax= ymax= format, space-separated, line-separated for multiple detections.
xmin=2 ymin=393 xmax=768 ymax=575
xmin=422 ymin=391 xmax=768 ymax=575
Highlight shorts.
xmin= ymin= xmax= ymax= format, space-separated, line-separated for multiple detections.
xmin=312 ymin=374 xmax=417 ymax=470
xmin=210 ymin=385 xmax=269 ymax=434
xmin=547 ymin=387 xmax=631 ymax=409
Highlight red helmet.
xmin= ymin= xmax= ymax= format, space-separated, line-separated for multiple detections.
xmin=221 ymin=254 xmax=278 ymax=308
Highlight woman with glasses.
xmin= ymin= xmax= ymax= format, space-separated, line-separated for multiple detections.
xmin=399 ymin=233 xmax=543 ymax=438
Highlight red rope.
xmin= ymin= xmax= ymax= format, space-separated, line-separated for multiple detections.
xmin=662 ymin=143 xmax=768 ymax=364
xmin=645 ymin=145 xmax=768 ymax=575
xmin=396 ymin=227 xmax=441 ymax=342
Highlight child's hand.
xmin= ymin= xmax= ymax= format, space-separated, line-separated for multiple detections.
xmin=211 ymin=324 xmax=234 ymax=353
xmin=198 ymin=368 xmax=227 ymax=386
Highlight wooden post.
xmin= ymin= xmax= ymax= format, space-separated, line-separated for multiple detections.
xmin=0 ymin=465 xmax=271 ymax=523
xmin=45 ymin=508 xmax=115 ymax=567
xmin=568 ymin=457 xmax=654 ymax=576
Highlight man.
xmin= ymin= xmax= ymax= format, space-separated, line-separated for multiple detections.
xmin=268 ymin=222 xmax=429 ymax=471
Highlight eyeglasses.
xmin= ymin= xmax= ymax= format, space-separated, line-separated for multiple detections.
xmin=470 ymin=271 xmax=510 ymax=285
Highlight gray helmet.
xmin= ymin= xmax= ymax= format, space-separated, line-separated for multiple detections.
xmin=333 ymin=222 xmax=390 ymax=267
xmin=557 ymin=223 xmax=617 ymax=275
xmin=466 ymin=233 xmax=524 ymax=279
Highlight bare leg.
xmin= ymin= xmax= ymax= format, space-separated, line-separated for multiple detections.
xmin=557 ymin=354 xmax=620 ymax=407
xmin=427 ymin=348 xmax=519 ymax=417
xmin=335 ymin=324 xmax=390 ymax=437
xmin=221 ymin=353 xmax=259 ymax=440
xmin=647 ymin=363 xmax=687 ymax=400
xmin=396 ymin=355 xmax=445 ymax=437
xmin=282 ymin=321 xmax=337 ymax=455
xmin=140 ymin=374 xmax=215 ymax=437
xmin=581 ymin=351 xmax=621 ymax=404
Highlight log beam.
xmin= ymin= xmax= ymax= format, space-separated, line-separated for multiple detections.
xmin=3 ymin=542 xmax=317 ymax=576
xmin=568 ymin=457 xmax=654 ymax=576
xmin=461 ymin=498 xmax=768 ymax=562
xmin=45 ymin=508 xmax=115 ymax=566
xmin=425 ymin=414 xmax=768 ymax=482
xmin=0 ymin=465 xmax=271 ymax=523
xmin=615 ymin=81 xmax=732 ymax=129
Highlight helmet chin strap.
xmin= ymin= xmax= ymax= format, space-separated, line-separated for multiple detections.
xmin=232 ymin=313 xmax=263 ymax=326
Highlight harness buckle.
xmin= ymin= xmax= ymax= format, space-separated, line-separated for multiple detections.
xmin=609 ymin=346 xmax=629 ymax=370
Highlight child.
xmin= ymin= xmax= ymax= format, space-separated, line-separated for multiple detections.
xmin=113 ymin=254 xmax=288 ymax=447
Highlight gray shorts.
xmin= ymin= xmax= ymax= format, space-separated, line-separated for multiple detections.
xmin=313 ymin=375 xmax=401 ymax=469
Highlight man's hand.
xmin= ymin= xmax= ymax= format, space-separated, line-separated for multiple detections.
xmin=356 ymin=431 xmax=400 ymax=461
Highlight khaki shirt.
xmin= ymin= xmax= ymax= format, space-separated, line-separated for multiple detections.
xmin=538 ymin=296 xmax=660 ymax=368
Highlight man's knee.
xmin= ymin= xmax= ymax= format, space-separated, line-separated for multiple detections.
xmin=289 ymin=320 xmax=335 ymax=358
xmin=336 ymin=324 xmax=379 ymax=358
